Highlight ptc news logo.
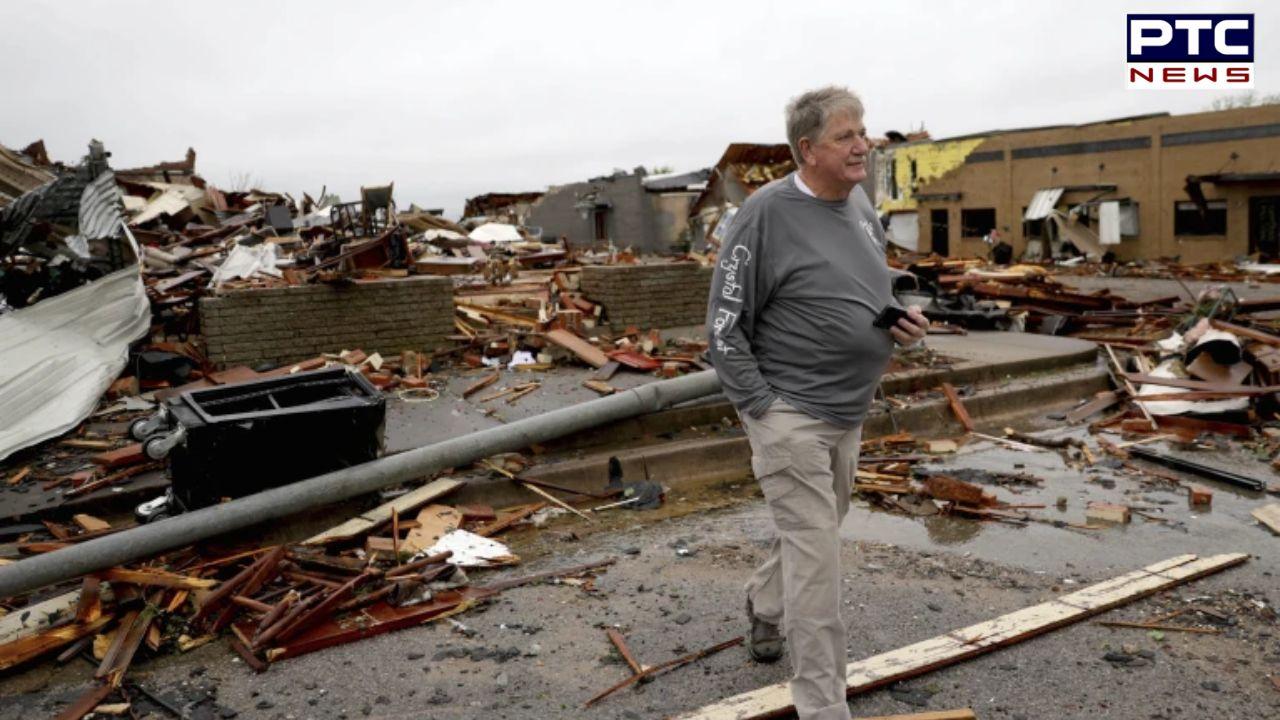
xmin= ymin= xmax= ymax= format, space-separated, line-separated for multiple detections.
xmin=1127 ymin=14 xmax=1254 ymax=89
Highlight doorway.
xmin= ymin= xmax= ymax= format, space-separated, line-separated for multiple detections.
xmin=1250 ymin=196 xmax=1280 ymax=259
xmin=930 ymin=209 xmax=949 ymax=256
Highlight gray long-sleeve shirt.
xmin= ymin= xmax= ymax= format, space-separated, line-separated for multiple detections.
xmin=706 ymin=174 xmax=894 ymax=428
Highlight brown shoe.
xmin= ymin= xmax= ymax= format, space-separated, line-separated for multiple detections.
xmin=746 ymin=597 xmax=783 ymax=663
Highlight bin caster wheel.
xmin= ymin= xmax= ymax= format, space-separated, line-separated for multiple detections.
xmin=143 ymin=435 xmax=169 ymax=460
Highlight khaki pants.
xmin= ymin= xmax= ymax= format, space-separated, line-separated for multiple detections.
xmin=741 ymin=400 xmax=861 ymax=720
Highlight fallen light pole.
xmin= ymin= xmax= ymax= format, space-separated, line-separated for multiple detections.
xmin=0 ymin=370 xmax=723 ymax=599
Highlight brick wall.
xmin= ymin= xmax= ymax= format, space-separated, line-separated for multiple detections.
xmin=201 ymin=276 xmax=454 ymax=368
xmin=580 ymin=263 xmax=712 ymax=330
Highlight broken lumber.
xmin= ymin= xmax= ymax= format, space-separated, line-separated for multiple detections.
xmin=855 ymin=707 xmax=972 ymax=712
xmin=97 ymin=568 xmax=214 ymax=590
xmin=673 ymin=553 xmax=1248 ymax=720
xmin=940 ymin=383 xmax=974 ymax=433
xmin=1253 ymin=504 xmax=1280 ymax=535
xmin=1064 ymin=390 xmax=1121 ymax=424
xmin=586 ymin=636 xmax=743 ymax=707
xmin=305 ymin=478 xmax=463 ymax=545
xmin=545 ymin=328 xmax=609 ymax=368
xmin=461 ymin=371 xmax=500 ymax=399
xmin=473 ymin=503 xmax=548 ymax=537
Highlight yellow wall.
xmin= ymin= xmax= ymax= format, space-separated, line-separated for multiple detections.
xmin=878 ymin=137 xmax=989 ymax=213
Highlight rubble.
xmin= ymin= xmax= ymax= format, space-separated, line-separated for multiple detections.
xmin=5 ymin=128 xmax=1280 ymax=718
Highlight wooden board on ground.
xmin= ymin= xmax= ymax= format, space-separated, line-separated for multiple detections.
xmin=940 ymin=383 xmax=975 ymax=433
xmin=403 ymin=505 xmax=462 ymax=553
xmin=593 ymin=360 xmax=621 ymax=381
xmin=855 ymin=707 xmax=972 ymax=712
xmin=305 ymin=479 xmax=463 ymax=545
xmin=1065 ymin=390 xmax=1120 ymax=424
xmin=1253 ymin=504 xmax=1280 ymax=535
xmin=673 ymin=553 xmax=1247 ymax=720
xmin=545 ymin=329 xmax=609 ymax=368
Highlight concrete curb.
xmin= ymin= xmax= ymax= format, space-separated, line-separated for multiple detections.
xmin=447 ymin=361 xmax=1111 ymax=509
xmin=542 ymin=344 xmax=1101 ymax=454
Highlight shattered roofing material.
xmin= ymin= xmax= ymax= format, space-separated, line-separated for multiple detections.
xmin=128 ymin=183 xmax=207 ymax=226
xmin=642 ymin=168 xmax=711 ymax=192
xmin=0 ymin=258 xmax=149 ymax=461
xmin=1024 ymin=187 xmax=1065 ymax=221
xmin=0 ymin=145 xmax=55 ymax=208
xmin=78 ymin=171 xmax=127 ymax=241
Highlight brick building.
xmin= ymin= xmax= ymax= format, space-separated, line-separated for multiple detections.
xmin=873 ymin=105 xmax=1280 ymax=263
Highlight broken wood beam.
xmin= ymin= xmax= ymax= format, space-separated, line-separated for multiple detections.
xmin=940 ymin=383 xmax=974 ymax=433
xmin=1065 ymin=390 xmax=1121 ymax=424
xmin=519 ymin=481 xmax=594 ymax=522
xmin=97 ymin=568 xmax=214 ymax=591
xmin=585 ymin=636 xmax=743 ymax=707
xmin=51 ymin=681 xmax=116 ymax=720
xmin=606 ymin=628 xmax=647 ymax=677
xmin=673 ymin=553 xmax=1248 ymax=720
xmin=385 ymin=551 xmax=454 ymax=579
xmin=855 ymin=707 xmax=972 ymax=712
xmin=461 ymin=371 xmax=500 ymax=399
xmin=473 ymin=502 xmax=548 ymax=537
xmin=273 ymin=571 xmax=375 ymax=644
xmin=228 ymin=636 xmax=268 ymax=673
xmin=305 ymin=478 xmax=463 ymax=545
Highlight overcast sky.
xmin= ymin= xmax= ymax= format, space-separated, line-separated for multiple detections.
xmin=3 ymin=1 xmax=1274 ymax=217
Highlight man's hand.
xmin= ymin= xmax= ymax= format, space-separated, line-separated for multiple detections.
xmin=890 ymin=306 xmax=929 ymax=347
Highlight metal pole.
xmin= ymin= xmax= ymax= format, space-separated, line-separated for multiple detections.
xmin=0 ymin=370 xmax=723 ymax=599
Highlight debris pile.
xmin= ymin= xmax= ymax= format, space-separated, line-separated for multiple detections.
xmin=0 ymin=471 xmax=619 ymax=715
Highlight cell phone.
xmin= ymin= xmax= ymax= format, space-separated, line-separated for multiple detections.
xmin=872 ymin=305 xmax=909 ymax=330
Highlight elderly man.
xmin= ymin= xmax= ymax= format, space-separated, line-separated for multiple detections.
xmin=705 ymin=86 xmax=929 ymax=720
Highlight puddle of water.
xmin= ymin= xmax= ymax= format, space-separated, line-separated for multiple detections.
xmin=503 ymin=424 xmax=1279 ymax=580
xmin=843 ymin=434 xmax=1280 ymax=576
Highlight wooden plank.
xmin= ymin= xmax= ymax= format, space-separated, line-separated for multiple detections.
xmin=305 ymin=478 xmax=463 ymax=545
xmin=855 ymin=707 xmax=972 ymax=712
xmin=90 ymin=444 xmax=145 ymax=469
xmin=0 ymin=614 xmax=112 ymax=671
xmin=72 ymin=514 xmax=110 ymax=533
xmin=52 ymin=681 xmax=115 ymax=720
xmin=1064 ymin=390 xmax=1120 ymax=424
xmin=545 ymin=328 xmax=609 ymax=368
xmin=473 ymin=502 xmax=547 ymax=537
xmin=593 ymin=360 xmax=621 ymax=381
xmin=1253 ymin=504 xmax=1280 ymax=535
xmin=673 ymin=553 xmax=1247 ymax=720
xmin=461 ymin=371 xmax=500 ymax=399
xmin=940 ymin=383 xmax=975 ymax=433
xmin=98 ymin=568 xmax=215 ymax=590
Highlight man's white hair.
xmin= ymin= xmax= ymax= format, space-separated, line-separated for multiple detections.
xmin=785 ymin=86 xmax=864 ymax=165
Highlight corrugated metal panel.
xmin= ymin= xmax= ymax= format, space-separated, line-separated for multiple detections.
xmin=78 ymin=171 xmax=124 ymax=240
xmin=0 ymin=262 xmax=149 ymax=461
xmin=1024 ymin=187 xmax=1064 ymax=221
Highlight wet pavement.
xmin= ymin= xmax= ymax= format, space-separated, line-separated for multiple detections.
xmin=850 ymin=430 xmax=1280 ymax=576
xmin=4 ymin=421 xmax=1278 ymax=720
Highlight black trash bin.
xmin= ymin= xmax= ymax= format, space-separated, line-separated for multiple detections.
xmin=133 ymin=366 xmax=385 ymax=520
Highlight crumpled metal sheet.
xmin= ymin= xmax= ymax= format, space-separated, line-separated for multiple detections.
xmin=0 ymin=256 xmax=150 ymax=462
xmin=1024 ymin=187 xmax=1064 ymax=221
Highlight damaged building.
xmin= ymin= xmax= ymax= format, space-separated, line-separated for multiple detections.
xmin=873 ymin=104 xmax=1280 ymax=263
xmin=461 ymin=191 xmax=544 ymax=227
xmin=528 ymin=166 xmax=708 ymax=254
